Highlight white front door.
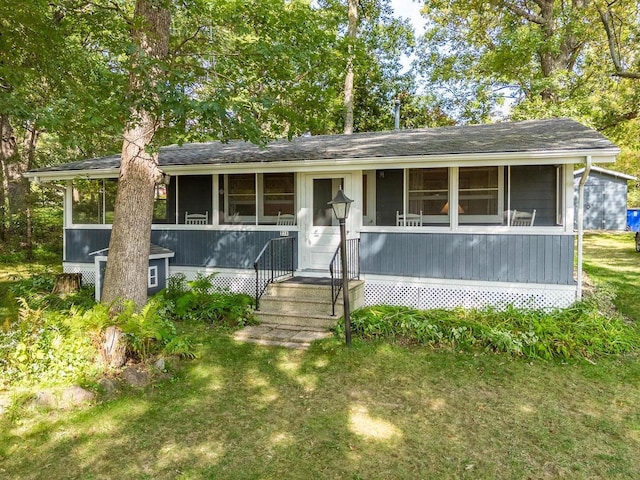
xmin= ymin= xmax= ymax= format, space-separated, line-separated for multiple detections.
xmin=301 ymin=174 xmax=353 ymax=271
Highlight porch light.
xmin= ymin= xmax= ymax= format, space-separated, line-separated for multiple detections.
xmin=328 ymin=188 xmax=353 ymax=220
xmin=329 ymin=189 xmax=354 ymax=347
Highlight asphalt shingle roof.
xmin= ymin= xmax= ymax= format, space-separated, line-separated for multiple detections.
xmin=30 ymin=118 xmax=617 ymax=174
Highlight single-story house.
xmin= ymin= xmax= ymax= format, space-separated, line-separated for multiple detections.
xmin=573 ymin=166 xmax=636 ymax=230
xmin=25 ymin=118 xmax=620 ymax=310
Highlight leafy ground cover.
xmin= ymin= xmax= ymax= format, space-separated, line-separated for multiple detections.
xmin=0 ymin=233 xmax=639 ymax=478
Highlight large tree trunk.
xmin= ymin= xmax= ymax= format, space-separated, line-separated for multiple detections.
xmin=0 ymin=114 xmax=17 ymax=241
xmin=101 ymin=0 xmax=170 ymax=308
xmin=343 ymin=0 xmax=358 ymax=134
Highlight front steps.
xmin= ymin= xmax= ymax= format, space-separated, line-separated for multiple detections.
xmin=233 ymin=277 xmax=364 ymax=348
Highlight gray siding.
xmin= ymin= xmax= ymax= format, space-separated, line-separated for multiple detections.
xmin=360 ymin=232 xmax=575 ymax=285
xmin=573 ymin=171 xmax=629 ymax=230
xmin=65 ymin=229 xmax=298 ymax=269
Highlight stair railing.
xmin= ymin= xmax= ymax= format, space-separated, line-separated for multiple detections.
xmin=329 ymin=238 xmax=360 ymax=316
xmin=254 ymin=236 xmax=295 ymax=310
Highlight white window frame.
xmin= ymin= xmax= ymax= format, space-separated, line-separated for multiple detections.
xmin=148 ymin=265 xmax=158 ymax=288
xmin=406 ymin=167 xmax=450 ymax=224
xmin=457 ymin=166 xmax=504 ymax=224
xmin=224 ymin=173 xmax=296 ymax=224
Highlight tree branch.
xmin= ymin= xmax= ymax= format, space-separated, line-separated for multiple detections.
xmin=503 ymin=1 xmax=545 ymax=25
xmin=596 ymin=2 xmax=640 ymax=79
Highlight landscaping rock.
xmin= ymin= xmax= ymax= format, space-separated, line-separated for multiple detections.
xmin=123 ymin=366 xmax=150 ymax=388
xmin=61 ymin=386 xmax=95 ymax=408
xmin=34 ymin=390 xmax=57 ymax=408
xmin=154 ymin=357 xmax=166 ymax=371
xmin=97 ymin=377 xmax=120 ymax=395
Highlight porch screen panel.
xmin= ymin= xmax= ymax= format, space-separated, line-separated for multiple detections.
xmin=458 ymin=167 xmax=498 ymax=221
xmin=262 ymin=173 xmax=294 ymax=223
xmin=177 ymin=175 xmax=212 ymax=224
xmin=510 ymin=166 xmax=556 ymax=226
xmin=375 ymin=169 xmax=403 ymax=226
xmin=408 ymin=168 xmax=449 ymax=223
xmin=71 ymin=179 xmax=117 ymax=224
xmin=226 ymin=174 xmax=256 ymax=224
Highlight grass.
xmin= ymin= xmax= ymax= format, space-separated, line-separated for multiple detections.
xmin=0 ymin=233 xmax=639 ymax=478
xmin=582 ymin=232 xmax=640 ymax=321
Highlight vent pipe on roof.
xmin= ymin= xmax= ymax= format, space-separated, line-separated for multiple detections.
xmin=394 ymin=98 xmax=401 ymax=130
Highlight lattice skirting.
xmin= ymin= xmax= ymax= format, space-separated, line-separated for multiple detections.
xmin=361 ymin=275 xmax=577 ymax=310
xmin=65 ymin=262 xmax=577 ymax=309
xmin=63 ymin=263 xmax=97 ymax=286
xmin=169 ymin=266 xmax=256 ymax=296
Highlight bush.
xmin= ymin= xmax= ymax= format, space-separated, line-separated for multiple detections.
xmin=337 ymin=291 xmax=640 ymax=360
xmin=159 ymin=273 xmax=255 ymax=327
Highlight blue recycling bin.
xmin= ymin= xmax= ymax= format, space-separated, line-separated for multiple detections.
xmin=627 ymin=209 xmax=640 ymax=252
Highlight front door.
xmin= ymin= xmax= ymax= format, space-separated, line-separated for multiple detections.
xmin=302 ymin=174 xmax=352 ymax=270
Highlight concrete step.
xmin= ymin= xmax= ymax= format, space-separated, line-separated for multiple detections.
xmin=265 ymin=280 xmax=364 ymax=304
xmin=254 ymin=311 xmax=338 ymax=329
xmin=258 ymin=296 xmax=337 ymax=317
xmin=233 ymin=324 xmax=333 ymax=349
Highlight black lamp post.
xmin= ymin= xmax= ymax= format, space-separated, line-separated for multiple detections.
xmin=328 ymin=188 xmax=354 ymax=347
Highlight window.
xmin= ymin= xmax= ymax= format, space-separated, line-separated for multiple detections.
xmin=408 ymin=168 xmax=449 ymax=223
xmin=223 ymin=173 xmax=295 ymax=224
xmin=153 ymin=184 xmax=167 ymax=222
xmin=71 ymin=179 xmax=117 ymax=224
xmin=225 ymin=174 xmax=256 ymax=223
xmin=262 ymin=173 xmax=295 ymax=220
xmin=148 ymin=265 xmax=158 ymax=288
xmin=458 ymin=167 xmax=501 ymax=223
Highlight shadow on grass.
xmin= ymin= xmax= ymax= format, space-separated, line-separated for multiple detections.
xmin=2 ymin=332 xmax=640 ymax=479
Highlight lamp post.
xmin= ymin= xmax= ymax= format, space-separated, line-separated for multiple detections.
xmin=328 ymin=189 xmax=353 ymax=347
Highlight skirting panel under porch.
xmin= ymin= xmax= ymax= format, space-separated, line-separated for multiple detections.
xmin=63 ymin=263 xmax=577 ymax=310
xmin=362 ymin=274 xmax=577 ymax=310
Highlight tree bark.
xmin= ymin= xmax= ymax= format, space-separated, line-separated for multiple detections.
xmin=343 ymin=0 xmax=358 ymax=134
xmin=0 ymin=114 xmax=17 ymax=241
xmin=101 ymin=0 xmax=170 ymax=308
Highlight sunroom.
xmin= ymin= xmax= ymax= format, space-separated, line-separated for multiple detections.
xmin=29 ymin=118 xmax=620 ymax=310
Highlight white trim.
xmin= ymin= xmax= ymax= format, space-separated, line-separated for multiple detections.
xmin=148 ymin=265 xmax=159 ymax=288
xmin=574 ymin=165 xmax=636 ymax=181
xmin=359 ymin=225 xmax=573 ymax=235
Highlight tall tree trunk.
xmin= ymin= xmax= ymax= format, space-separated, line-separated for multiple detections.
xmin=101 ymin=0 xmax=170 ymax=308
xmin=0 ymin=114 xmax=18 ymax=241
xmin=21 ymin=123 xmax=39 ymax=259
xmin=343 ymin=0 xmax=358 ymax=134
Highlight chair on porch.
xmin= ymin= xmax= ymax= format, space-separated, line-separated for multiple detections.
xmin=396 ymin=211 xmax=423 ymax=227
xmin=185 ymin=211 xmax=209 ymax=225
xmin=276 ymin=211 xmax=296 ymax=226
xmin=511 ymin=209 xmax=536 ymax=226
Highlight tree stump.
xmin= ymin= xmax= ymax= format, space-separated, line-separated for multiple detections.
xmin=101 ymin=326 xmax=127 ymax=368
xmin=52 ymin=273 xmax=82 ymax=295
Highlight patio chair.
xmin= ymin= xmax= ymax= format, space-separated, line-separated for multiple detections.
xmin=510 ymin=209 xmax=536 ymax=226
xmin=185 ymin=211 xmax=209 ymax=225
xmin=276 ymin=212 xmax=296 ymax=226
xmin=396 ymin=211 xmax=423 ymax=227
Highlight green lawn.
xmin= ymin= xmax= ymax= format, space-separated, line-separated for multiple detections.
xmin=0 ymin=233 xmax=639 ymax=479
xmin=583 ymin=232 xmax=640 ymax=321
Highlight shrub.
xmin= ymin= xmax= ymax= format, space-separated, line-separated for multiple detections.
xmin=336 ymin=291 xmax=640 ymax=360
xmin=159 ymin=273 xmax=255 ymax=327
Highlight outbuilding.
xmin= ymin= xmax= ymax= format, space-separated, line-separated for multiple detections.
xmin=573 ymin=166 xmax=636 ymax=230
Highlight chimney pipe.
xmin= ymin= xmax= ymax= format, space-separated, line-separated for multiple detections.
xmin=394 ymin=98 xmax=401 ymax=130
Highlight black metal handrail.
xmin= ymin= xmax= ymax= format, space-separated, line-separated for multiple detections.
xmin=254 ymin=236 xmax=295 ymax=310
xmin=329 ymin=238 xmax=360 ymax=316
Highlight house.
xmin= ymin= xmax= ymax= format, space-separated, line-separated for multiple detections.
xmin=26 ymin=118 xmax=620 ymax=310
xmin=573 ymin=166 xmax=636 ymax=231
